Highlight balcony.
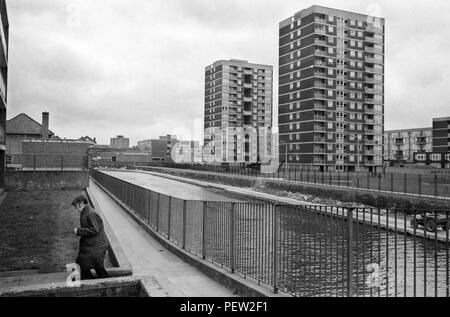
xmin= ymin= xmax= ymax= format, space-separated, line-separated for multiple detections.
xmin=315 ymin=28 xmax=326 ymax=35
xmin=365 ymin=139 xmax=375 ymax=145
xmin=315 ymin=16 xmax=326 ymax=24
xmin=315 ymin=59 xmax=326 ymax=66
xmin=314 ymin=126 xmax=326 ymax=132
xmin=315 ymin=39 xmax=327 ymax=46
xmin=314 ymin=71 xmax=327 ymax=78
xmin=416 ymin=138 xmax=427 ymax=145
xmin=365 ymin=108 xmax=376 ymax=114
xmin=314 ymin=115 xmax=327 ymax=121
xmin=366 ymin=67 xmax=383 ymax=75
xmin=365 ymin=36 xmax=383 ymax=45
xmin=314 ymin=159 xmax=326 ymax=165
xmin=365 ymin=46 xmax=383 ymax=54
xmin=366 ymin=25 xmax=383 ymax=34
xmin=314 ymin=138 xmax=326 ymax=143
xmin=365 ymin=98 xmax=375 ymax=104
xmin=314 ymin=103 xmax=326 ymax=110
xmin=365 ymin=151 xmax=375 ymax=155
xmin=365 ymin=77 xmax=382 ymax=84
xmin=315 ymin=49 xmax=328 ymax=57
xmin=365 ymin=87 xmax=383 ymax=94
xmin=364 ymin=160 xmax=376 ymax=165
xmin=314 ymin=81 xmax=326 ymax=88
xmin=365 ymin=129 xmax=375 ymax=135
xmin=314 ymin=93 xmax=326 ymax=99
xmin=314 ymin=147 xmax=326 ymax=154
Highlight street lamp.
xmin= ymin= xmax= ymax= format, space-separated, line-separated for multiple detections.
xmin=279 ymin=140 xmax=289 ymax=177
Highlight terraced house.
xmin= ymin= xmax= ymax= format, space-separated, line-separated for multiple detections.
xmin=278 ymin=5 xmax=385 ymax=173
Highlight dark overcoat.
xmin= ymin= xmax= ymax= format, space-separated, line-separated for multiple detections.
xmin=76 ymin=205 xmax=109 ymax=268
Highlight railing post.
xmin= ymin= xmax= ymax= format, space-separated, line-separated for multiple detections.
xmin=167 ymin=196 xmax=172 ymax=240
xmin=418 ymin=174 xmax=422 ymax=196
xmin=273 ymin=205 xmax=279 ymax=294
xmin=434 ymin=174 xmax=438 ymax=197
xmin=202 ymin=201 xmax=207 ymax=260
xmin=391 ymin=173 xmax=394 ymax=192
xmin=61 ymin=155 xmax=64 ymax=171
xmin=230 ymin=202 xmax=235 ymax=273
xmin=347 ymin=207 xmax=354 ymax=297
xmin=182 ymin=200 xmax=187 ymax=249
xmin=33 ymin=154 xmax=36 ymax=171
xmin=404 ymin=174 xmax=407 ymax=194
xmin=156 ymin=193 xmax=160 ymax=232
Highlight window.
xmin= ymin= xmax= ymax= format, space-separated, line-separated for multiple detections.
xmin=328 ymin=47 xmax=334 ymax=54
xmin=431 ymin=154 xmax=441 ymax=161
xmin=328 ymin=68 xmax=334 ymax=75
xmin=328 ymin=26 xmax=334 ymax=33
xmin=327 ymin=122 xmax=333 ymax=129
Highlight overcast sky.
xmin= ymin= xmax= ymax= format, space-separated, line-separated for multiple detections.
xmin=6 ymin=0 xmax=450 ymax=145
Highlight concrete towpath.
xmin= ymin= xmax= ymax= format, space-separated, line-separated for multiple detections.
xmin=87 ymin=179 xmax=237 ymax=297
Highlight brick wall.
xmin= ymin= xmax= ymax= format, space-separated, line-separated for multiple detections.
xmin=21 ymin=141 xmax=89 ymax=154
xmin=5 ymin=171 xmax=89 ymax=191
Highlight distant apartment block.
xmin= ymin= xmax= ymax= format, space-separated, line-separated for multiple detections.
xmin=433 ymin=117 xmax=450 ymax=154
xmin=137 ymin=135 xmax=196 ymax=163
xmin=0 ymin=0 xmax=8 ymax=189
xmin=204 ymin=59 xmax=273 ymax=164
xmin=110 ymin=135 xmax=129 ymax=149
xmin=414 ymin=152 xmax=450 ymax=169
xmin=384 ymin=127 xmax=432 ymax=165
xmin=279 ymin=5 xmax=385 ymax=173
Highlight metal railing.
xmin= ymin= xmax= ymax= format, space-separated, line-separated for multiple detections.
xmin=6 ymin=154 xmax=89 ymax=171
xmin=127 ymin=163 xmax=450 ymax=199
xmin=91 ymin=169 xmax=450 ymax=297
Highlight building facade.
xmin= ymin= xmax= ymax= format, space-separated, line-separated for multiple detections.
xmin=279 ymin=5 xmax=385 ymax=172
xmin=137 ymin=135 xmax=178 ymax=163
xmin=433 ymin=117 xmax=450 ymax=154
xmin=203 ymin=59 xmax=273 ymax=165
xmin=6 ymin=112 xmax=56 ymax=165
xmin=384 ymin=128 xmax=432 ymax=165
xmin=110 ymin=135 xmax=129 ymax=149
xmin=0 ymin=0 xmax=8 ymax=189
xmin=414 ymin=152 xmax=450 ymax=169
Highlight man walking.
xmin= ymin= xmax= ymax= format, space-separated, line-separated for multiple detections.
xmin=72 ymin=195 xmax=109 ymax=280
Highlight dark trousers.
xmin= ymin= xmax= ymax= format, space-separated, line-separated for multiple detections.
xmin=76 ymin=251 xmax=109 ymax=280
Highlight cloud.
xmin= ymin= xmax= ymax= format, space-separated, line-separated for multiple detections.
xmin=5 ymin=0 xmax=450 ymax=145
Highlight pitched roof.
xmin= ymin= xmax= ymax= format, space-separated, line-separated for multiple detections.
xmin=6 ymin=113 xmax=55 ymax=137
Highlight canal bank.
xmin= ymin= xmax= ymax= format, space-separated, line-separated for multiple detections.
xmin=134 ymin=166 xmax=450 ymax=210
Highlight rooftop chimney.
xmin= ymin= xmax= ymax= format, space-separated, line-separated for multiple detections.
xmin=42 ymin=112 xmax=49 ymax=139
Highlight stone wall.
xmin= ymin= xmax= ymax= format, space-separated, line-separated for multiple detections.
xmin=5 ymin=171 xmax=89 ymax=191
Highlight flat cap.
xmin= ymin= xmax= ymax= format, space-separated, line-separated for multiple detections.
xmin=71 ymin=195 xmax=88 ymax=206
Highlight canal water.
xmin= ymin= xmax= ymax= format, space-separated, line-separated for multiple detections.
xmin=101 ymin=170 xmax=240 ymax=202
